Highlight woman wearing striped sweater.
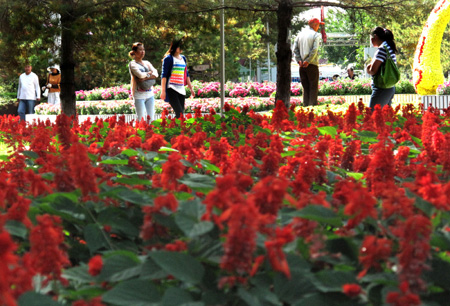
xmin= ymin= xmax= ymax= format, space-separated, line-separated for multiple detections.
xmin=366 ymin=27 xmax=398 ymax=110
xmin=160 ymin=39 xmax=195 ymax=119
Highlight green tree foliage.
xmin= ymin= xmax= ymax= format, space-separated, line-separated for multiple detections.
xmin=0 ymin=0 xmax=430 ymax=114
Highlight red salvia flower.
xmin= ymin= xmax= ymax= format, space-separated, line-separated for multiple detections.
xmin=29 ymin=214 xmax=70 ymax=283
xmin=88 ymin=255 xmax=103 ymax=276
xmin=55 ymin=114 xmax=74 ymax=150
xmin=0 ymin=231 xmax=18 ymax=306
xmin=358 ymin=235 xmax=392 ymax=278
xmin=344 ymin=103 xmax=358 ymax=132
xmin=342 ymin=283 xmax=362 ymax=297
xmin=165 ymin=240 xmax=187 ymax=252
xmin=386 ymin=281 xmax=421 ymax=306
xmin=67 ymin=136 xmax=100 ymax=196
xmin=250 ymin=176 xmax=287 ymax=215
xmin=160 ymin=152 xmax=185 ymax=191
xmin=142 ymin=133 xmax=168 ymax=151
xmin=333 ymin=179 xmax=377 ymax=229
xmin=72 ymin=297 xmax=105 ymax=306
xmin=395 ymin=215 xmax=431 ymax=293
xmin=271 ymin=100 xmax=289 ymax=131
xmin=264 ymin=225 xmax=294 ymax=279
xmin=220 ymin=200 xmax=259 ymax=274
xmin=154 ymin=193 xmax=178 ymax=212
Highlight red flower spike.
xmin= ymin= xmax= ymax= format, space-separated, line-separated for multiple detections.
xmin=342 ymin=283 xmax=362 ymax=298
xmin=88 ymin=255 xmax=103 ymax=276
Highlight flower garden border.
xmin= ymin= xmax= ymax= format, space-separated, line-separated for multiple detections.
xmin=26 ymin=94 xmax=421 ymax=123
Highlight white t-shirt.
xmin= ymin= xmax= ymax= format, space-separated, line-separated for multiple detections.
xmin=17 ymin=72 xmax=40 ymax=100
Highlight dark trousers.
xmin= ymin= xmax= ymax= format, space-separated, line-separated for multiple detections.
xmin=369 ymin=84 xmax=395 ymax=110
xmin=300 ymin=64 xmax=319 ymax=106
xmin=167 ymin=88 xmax=185 ymax=118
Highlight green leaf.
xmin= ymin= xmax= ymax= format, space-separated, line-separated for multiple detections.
xmin=177 ymin=173 xmax=216 ymax=191
xmin=116 ymin=189 xmax=151 ymax=205
xmin=5 ymin=220 xmax=27 ymax=238
xmin=237 ymin=287 xmax=262 ymax=306
xmin=102 ymin=279 xmax=161 ymax=306
xmin=289 ymin=205 xmax=342 ymax=227
xmin=121 ymin=149 xmax=139 ymax=157
xmin=199 ymin=160 xmax=220 ymax=173
xmin=162 ymin=287 xmax=195 ymax=306
xmin=115 ymin=177 xmax=152 ymax=186
xmin=140 ymin=257 xmax=168 ymax=280
xmin=84 ymin=224 xmax=110 ymax=253
xmin=39 ymin=191 xmax=80 ymax=204
xmin=63 ymin=265 xmax=94 ymax=283
xmin=100 ymin=158 xmax=129 ymax=165
xmin=281 ymin=150 xmax=298 ymax=157
xmin=115 ymin=166 xmax=146 ymax=176
xmin=317 ymin=126 xmax=337 ymax=137
xmin=312 ymin=270 xmax=357 ymax=292
xmin=326 ymin=238 xmax=358 ymax=262
xmin=159 ymin=146 xmax=178 ymax=152
xmin=99 ymin=254 xmax=142 ymax=282
xmin=424 ymin=256 xmax=450 ymax=290
xmin=356 ymin=130 xmax=378 ymax=143
xmin=346 ymin=172 xmax=364 ymax=180
xmin=175 ymin=200 xmax=214 ymax=238
xmin=22 ymin=150 xmax=39 ymax=159
xmin=176 ymin=215 xmax=214 ymax=238
xmin=148 ymin=251 xmax=205 ymax=285
xmin=293 ymin=292 xmax=355 ymax=306
xmin=410 ymin=135 xmax=423 ymax=147
xmin=18 ymin=292 xmax=63 ymax=306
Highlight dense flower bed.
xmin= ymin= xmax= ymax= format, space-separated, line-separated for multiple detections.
xmin=75 ymin=79 xmax=416 ymax=101
xmin=437 ymin=81 xmax=450 ymax=95
xmin=34 ymin=96 xmax=347 ymax=115
xmin=1 ymin=102 xmax=450 ymax=305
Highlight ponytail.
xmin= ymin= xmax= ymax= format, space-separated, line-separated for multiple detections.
xmin=371 ymin=26 xmax=397 ymax=53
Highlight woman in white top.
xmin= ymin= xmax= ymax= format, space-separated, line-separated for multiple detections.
xmin=129 ymin=42 xmax=158 ymax=122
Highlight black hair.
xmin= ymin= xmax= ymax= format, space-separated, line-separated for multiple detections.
xmin=162 ymin=39 xmax=183 ymax=61
xmin=371 ymin=27 xmax=397 ymax=53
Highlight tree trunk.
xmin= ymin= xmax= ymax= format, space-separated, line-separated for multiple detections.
xmin=275 ymin=0 xmax=293 ymax=108
xmin=60 ymin=0 xmax=77 ymax=118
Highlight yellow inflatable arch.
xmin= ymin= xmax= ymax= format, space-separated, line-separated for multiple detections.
xmin=413 ymin=0 xmax=450 ymax=95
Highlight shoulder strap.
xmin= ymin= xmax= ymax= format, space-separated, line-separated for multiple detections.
xmin=381 ymin=44 xmax=392 ymax=60
xmin=135 ymin=61 xmax=149 ymax=71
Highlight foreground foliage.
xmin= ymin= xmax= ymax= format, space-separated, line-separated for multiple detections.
xmin=1 ymin=101 xmax=450 ymax=306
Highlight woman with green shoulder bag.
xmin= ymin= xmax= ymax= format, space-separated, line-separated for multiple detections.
xmin=366 ymin=27 xmax=400 ymax=110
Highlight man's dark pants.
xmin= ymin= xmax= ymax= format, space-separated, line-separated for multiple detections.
xmin=300 ymin=64 xmax=319 ymax=106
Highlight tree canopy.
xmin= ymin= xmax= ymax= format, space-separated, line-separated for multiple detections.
xmin=0 ymin=0 xmax=440 ymax=113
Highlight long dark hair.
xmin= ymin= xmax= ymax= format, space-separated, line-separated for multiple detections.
xmin=129 ymin=42 xmax=143 ymax=59
xmin=371 ymin=27 xmax=397 ymax=53
xmin=162 ymin=39 xmax=183 ymax=61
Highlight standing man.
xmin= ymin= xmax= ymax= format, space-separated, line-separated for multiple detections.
xmin=293 ymin=18 xmax=324 ymax=106
xmin=17 ymin=64 xmax=40 ymax=121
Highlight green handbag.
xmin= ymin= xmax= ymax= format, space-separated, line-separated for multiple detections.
xmin=373 ymin=45 xmax=400 ymax=89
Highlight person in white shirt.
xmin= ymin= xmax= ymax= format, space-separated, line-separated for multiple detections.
xmin=17 ymin=64 xmax=40 ymax=121
xmin=128 ymin=42 xmax=158 ymax=123
xmin=293 ymin=18 xmax=324 ymax=106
